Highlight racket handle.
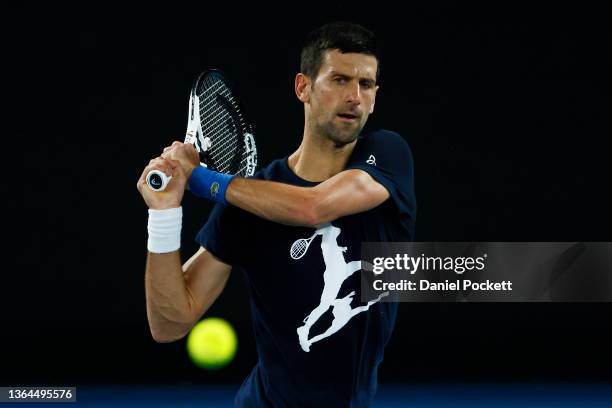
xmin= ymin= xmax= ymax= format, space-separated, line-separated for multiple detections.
xmin=146 ymin=170 xmax=172 ymax=192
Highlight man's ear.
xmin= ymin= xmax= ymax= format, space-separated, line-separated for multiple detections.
xmin=295 ymin=73 xmax=311 ymax=103
xmin=369 ymin=85 xmax=379 ymax=114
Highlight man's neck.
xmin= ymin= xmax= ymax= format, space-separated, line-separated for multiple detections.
xmin=287 ymin=130 xmax=358 ymax=182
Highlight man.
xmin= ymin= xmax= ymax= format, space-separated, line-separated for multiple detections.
xmin=137 ymin=22 xmax=416 ymax=407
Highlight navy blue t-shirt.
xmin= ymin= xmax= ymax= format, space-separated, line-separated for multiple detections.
xmin=196 ymin=130 xmax=416 ymax=407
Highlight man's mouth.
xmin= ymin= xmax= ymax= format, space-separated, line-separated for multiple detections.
xmin=336 ymin=113 xmax=359 ymax=122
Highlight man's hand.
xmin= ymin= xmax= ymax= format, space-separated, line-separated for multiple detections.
xmin=162 ymin=141 xmax=200 ymax=179
xmin=137 ymin=156 xmax=188 ymax=210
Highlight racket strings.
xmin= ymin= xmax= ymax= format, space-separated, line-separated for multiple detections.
xmin=192 ymin=72 xmax=256 ymax=177
xmin=197 ymin=78 xmax=244 ymax=130
xmin=197 ymin=78 xmax=246 ymax=173
xmin=201 ymin=113 xmax=239 ymax=171
xmin=194 ymin=81 xmax=229 ymax=147
xmin=198 ymin=82 xmax=237 ymax=138
xmin=199 ymin=93 xmax=234 ymax=132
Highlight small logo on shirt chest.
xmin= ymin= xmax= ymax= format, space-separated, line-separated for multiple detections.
xmin=366 ymin=155 xmax=376 ymax=166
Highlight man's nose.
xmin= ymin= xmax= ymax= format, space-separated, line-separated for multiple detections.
xmin=345 ymin=81 xmax=361 ymax=104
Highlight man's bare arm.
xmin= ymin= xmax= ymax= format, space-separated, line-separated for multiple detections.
xmin=161 ymin=142 xmax=390 ymax=227
xmin=225 ymin=169 xmax=389 ymax=227
xmin=137 ymin=155 xmax=232 ymax=343
xmin=145 ymin=248 xmax=231 ymax=343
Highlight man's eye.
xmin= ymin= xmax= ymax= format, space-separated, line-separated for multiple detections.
xmin=360 ymin=81 xmax=374 ymax=89
xmin=334 ymin=77 xmax=347 ymax=84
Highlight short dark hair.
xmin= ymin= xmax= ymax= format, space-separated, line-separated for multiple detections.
xmin=300 ymin=22 xmax=380 ymax=81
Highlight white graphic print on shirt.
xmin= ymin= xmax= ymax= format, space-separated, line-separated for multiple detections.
xmin=294 ymin=223 xmax=389 ymax=352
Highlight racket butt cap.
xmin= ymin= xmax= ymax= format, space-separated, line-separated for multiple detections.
xmin=146 ymin=170 xmax=172 ymax=192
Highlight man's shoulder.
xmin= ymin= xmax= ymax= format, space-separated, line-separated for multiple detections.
xmin=363 ymin=128 xmax=402 ymax=138
xmin=351 ymin=129 xmax=414 ymax=167
xmin=359 ymin=129 xmax=411 ymax=150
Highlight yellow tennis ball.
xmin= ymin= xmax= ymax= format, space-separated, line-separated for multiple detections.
xmin=186 ymin=317 xmax=238 ymax=369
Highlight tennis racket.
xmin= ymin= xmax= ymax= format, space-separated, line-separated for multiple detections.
xmin=146 ymin=69 xmax=258 ymax=191
xmin=290 ymin=232 xmax=319 ymax=260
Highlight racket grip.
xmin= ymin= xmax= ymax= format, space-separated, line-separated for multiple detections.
xmin=146 ymin=170 xmax=173 ymax=192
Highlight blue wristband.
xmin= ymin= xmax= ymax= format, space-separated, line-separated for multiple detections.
xmin=188 ymin=166 xmax=234 ymax=204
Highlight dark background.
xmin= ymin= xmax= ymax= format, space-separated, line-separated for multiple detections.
xmin=11 ymin=1 xmax=611 ymax=387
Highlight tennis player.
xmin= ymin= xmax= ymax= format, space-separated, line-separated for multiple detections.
xmin=137 ymin=22 xmax=416 ymax=407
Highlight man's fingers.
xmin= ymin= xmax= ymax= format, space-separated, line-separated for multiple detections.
xmin=147 ymin=157 xmax=173 ymax=177
xmin=162 ymin=144 xmax=178 ymax=158
xmin=180 ymin=143 xmax=199 ymax=161
xmin=137 ymin=150 xmax=191 ymax=196
xmin=165 ymin=158 xmax=185 ymax=177
xmin=162 ymin=141 xmax=195 ymax=157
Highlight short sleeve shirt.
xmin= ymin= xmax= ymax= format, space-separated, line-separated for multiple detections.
xmin=196 ymin=130 xmax=416 ymax=407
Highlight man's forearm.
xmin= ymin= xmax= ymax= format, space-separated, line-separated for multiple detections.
xmin=145 ymin=251 xmax=195 ymax=342
xmin=224 ymin=170 xmax=389 ymax=227
xmin=225 ymin=178 xmax=319 ymax=227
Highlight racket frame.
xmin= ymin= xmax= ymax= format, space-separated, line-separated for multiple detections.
xmin=146 ymin=69 xmax=255 ymax=192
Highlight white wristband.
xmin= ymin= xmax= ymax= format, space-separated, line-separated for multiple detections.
xmin=147 ymin=207 xmax=182 ymax=253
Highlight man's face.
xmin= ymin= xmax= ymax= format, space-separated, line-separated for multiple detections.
xmin=306 ymin=50 xmax=379 ymax=146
